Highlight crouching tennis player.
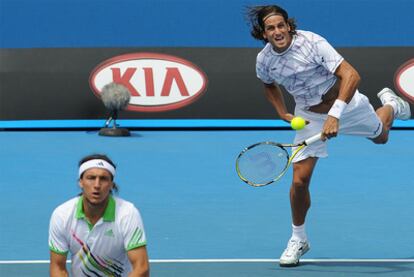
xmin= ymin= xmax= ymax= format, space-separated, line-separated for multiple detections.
xmin=49 ymin=154 xmax=149 ymax=276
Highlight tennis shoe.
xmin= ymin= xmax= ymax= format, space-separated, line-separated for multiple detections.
xmin=279 ymin=239 xmax=310 ymax=267
xmin=377 ymin=88 xmax=411 ymax=120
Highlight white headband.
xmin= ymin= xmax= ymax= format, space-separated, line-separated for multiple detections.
xmin=78 ymin=159 xmax=116 ymax=178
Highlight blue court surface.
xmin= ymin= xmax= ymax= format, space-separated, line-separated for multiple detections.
xmin=0 ymin=129 xmax=413 ymax=276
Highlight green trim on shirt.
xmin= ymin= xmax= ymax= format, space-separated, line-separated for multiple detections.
xmin=102 ymin=196 xmax=115 ymax=222
xmin=75 ymin=195 xmax=116 ymax=230
xmin=126 ymin=241 xmax=147 ymax=251
xmin=126 ymin=227 xmax=146 ymax=250
xmin=75 ymin=196 xmax=85 ymax=219
xmin=49 ymin=241 xmax=68 ymax=256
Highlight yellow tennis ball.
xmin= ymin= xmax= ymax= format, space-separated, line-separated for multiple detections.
xmin=291 ymin=116 xmax=306 ymax=130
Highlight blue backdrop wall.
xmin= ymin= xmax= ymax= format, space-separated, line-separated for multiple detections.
xmin=1 ymin=0 xmax=414 ymax=48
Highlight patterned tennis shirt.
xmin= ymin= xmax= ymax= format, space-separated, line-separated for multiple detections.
xmin=49 ymin=195 xmax=147 ymax=277
xmin=256 ymin=30 xmax=344 ymax=110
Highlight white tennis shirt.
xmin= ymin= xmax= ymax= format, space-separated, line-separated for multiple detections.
xmin=256 ymin=30 xmax=344 ymax=110
xmin=49 ymin=195 xmax=147 ymax=277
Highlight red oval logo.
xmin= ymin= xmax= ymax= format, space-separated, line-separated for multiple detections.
xmin=89 ymin=53 xmax=208 ymax=112
xmin=394 ymin=58 xmax=414 ymax=104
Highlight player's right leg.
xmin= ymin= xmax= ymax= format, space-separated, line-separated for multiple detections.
xmin=280 ymin=157 xmax=318 ymax=267
xmin=290 ymin=157 xmax=318 ymax=226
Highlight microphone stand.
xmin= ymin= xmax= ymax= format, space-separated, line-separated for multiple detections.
xmin=99 ymin=109 xmax=131 ymax=137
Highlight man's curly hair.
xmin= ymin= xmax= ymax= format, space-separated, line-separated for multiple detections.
xmin=245 ymin=5 xmax=297 ymax=43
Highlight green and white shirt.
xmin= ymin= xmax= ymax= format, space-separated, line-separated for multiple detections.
xmin=49 ymin=196 xmax=147 ymax=277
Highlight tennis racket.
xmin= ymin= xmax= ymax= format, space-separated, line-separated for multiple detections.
xmin=236 ymin=133 xmax=322 ymax=187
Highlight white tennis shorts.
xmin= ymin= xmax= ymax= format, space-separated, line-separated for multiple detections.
xmin=292 ymin=90 xmax=383 ymax=163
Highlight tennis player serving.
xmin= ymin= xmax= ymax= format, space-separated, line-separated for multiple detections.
xmin=48 ymin=154 xmax=149 ymax=276
xmin=246 ymin=5 xmax=411 ymax=267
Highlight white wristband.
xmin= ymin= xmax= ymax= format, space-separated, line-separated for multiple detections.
xmin=328 ymin=99 xmax=347 ymax=119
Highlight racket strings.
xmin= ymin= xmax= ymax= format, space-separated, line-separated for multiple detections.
xmin=236 ymin=144 xmax=289 ymax=186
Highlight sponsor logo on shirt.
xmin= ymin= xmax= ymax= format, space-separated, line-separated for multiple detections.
xmin=104 ymin=229 xmax=114 ymax=237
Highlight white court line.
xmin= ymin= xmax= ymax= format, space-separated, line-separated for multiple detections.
xmin=150 ymin=259 xmax=414 ymax=263
xmin=1 ymin=259 xmax=414 ymax=264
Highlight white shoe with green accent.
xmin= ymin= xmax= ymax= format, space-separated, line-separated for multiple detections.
xmin=279 ymin=239 xmax=310 ymax=267
xmin=377 ymin=88 xmax=411 ymax=120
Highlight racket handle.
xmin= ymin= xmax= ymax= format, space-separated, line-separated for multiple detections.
xmin=304 ymin=132 xmax=322 ymax=145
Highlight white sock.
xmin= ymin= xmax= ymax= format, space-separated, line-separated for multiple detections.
xmin=384 ymin=102 xmax=398 ymax=117
xmin=291 ymin=223 xmax=307 ymax=241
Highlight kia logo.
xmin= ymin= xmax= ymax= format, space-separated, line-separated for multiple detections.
xmin=89 ymin=53 xmax=208 ymax=112
xmin=395 ymin=59 xmax=414 ymax=103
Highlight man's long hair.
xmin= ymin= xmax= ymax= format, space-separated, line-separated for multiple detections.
xmin=245 ymin=5 xmax=297 ymax=43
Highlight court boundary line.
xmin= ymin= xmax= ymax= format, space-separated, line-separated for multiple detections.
xmin=1 ymin=259 xmax=414 ymax=264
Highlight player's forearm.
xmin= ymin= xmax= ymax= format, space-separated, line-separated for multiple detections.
xmin=337 ymin=75 xmax=360 ymax=104
xmin=128 ymin=267 xmax=150 ymax=277
xmin=49 ymin=267 xmax=68 ymax=277
xmin=335 ymin=61 xmax=361 ymax=104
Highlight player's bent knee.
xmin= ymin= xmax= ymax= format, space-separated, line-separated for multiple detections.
xmin=371 ymin=126 xmax=390 ymax=144
xmin=371 ymin=133 xmax=388 ymax=144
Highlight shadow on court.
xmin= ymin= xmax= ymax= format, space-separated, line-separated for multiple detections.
xmin=4 ymin=261 xmax=412 ymax=277
xmin=0 ymin=264 xmax=49 ymax=277
xmin=291 ymin=261 xmax=414 ymax=276
xmin=1 ymin=260 xmax=414 ymax=277
xmin=85 ymin=130 xmax=143 ymax=138
xmin=153 ymin=261 xmax=414 ymax=276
